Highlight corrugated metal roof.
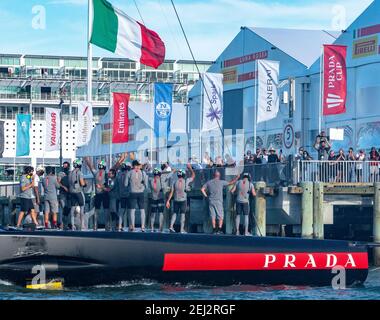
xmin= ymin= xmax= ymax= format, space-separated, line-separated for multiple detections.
xmin=247 ymin=27 xmax=341 ymax=68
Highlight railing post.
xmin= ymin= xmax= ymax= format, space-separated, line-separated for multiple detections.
xmin=300 ymin=182 xmax=314 ymax=239
xmin=373 ymin=183 xmax=380 ymax=266
xmin=313 ymin=182 xmax=324 ymax=239
xmin=254 ymin=181 xmax=266 ymax=237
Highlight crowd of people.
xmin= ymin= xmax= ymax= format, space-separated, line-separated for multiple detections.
xmin=16 ymin=154 xmax=257 ymax=236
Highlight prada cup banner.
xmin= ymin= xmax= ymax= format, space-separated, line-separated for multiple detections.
xmin=112 ymin=93 xmax=130 ymax=144
xmin=45 ymin=108 xmax=61 ymax=152
xmin=0 ymin=120 xmax=4 ymax=158
xmin=77 ymin=101 xmax=93 ymax=147
xmin=323 ymin=45 xmax=347 ymax=116
xmin=202 ymin=73 xmax=223 ymax=132
xmin=154 ymin=83 xmax=173 ymax=138
xmin=257 ymin=60 xmax=280 ymax=123
xmin=16 ymin=114 xmax=31 ymax=157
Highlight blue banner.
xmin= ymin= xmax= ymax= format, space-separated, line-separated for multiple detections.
xmin=154 ymin=83 xmax=173 ymax=137
xmin=16 ymin=114 xmax=31 ymax=157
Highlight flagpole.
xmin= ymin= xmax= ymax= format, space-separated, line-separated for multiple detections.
xmin=253 ymin=61 xmax=258 ymax=152
xmin=199 ymin=75 xmax=203 ymax=160
xmin=319 ymin=46 xmax=324 ymax=134
xmin=110 ymin=83 xmax=113 ymax=168
xmin=149 ymin=83 xmax=153 ymax=166
xmin=87 ymin=0 xmax=93 ymax=103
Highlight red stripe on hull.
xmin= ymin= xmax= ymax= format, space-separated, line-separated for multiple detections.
xmin=163 ymin=252 xmax=368 ymax=271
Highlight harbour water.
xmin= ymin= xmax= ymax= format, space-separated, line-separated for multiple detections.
xmin=0 ymin=268 xmax=380 ymax=300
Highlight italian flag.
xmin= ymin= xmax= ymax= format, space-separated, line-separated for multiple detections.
xmin=90 ymin=0 xmax=166 ymax=69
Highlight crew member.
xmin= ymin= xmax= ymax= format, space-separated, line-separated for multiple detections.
xmin=17 ymin=166 xmax=39 ymax=228
xmin=149 ymin=168 xmax=165 ymax=232
xmin=117 ymin=162 xmax=132 ymax=231
xmin=42 ymin=167 xmax=60 ymax=229
xmin=201 ymin=171 xmax=240 ymax=234
xmin=85 ymin=159 xmax=109 ymax=231
xmin=230 ymin=173 xmax=256 ymax=236
xmin=166 ymin=164 xmax=195 ymax=234
xmin=33 ymin=166 xmax=45 ymax=225
xmin=107 ymin=168 xmax=119 ymax=231
xmin=125 ymin=160 xmax=148 ymax=232
xmin=57 ymin=161 xmax=71 ymax=229
xmin=68 ymin=159 xmax=86 ymax=230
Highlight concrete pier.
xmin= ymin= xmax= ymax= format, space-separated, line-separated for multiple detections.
xmin=300 ymin=182 xmax=313 ymax=239
xmin=313 ymin=182 xmax=324 ymax=240
xmin=255 ymin=181 xmax=266 ymax=237
xmin=373 ymin=183 xmax=380 ymax=266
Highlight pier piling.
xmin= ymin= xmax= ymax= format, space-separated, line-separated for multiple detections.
xmin=373 ymin=183 xmax=380 ymax=266
xmin=313 ymin=182 xmax=324 ymax=240
xmin=301 ymin=182 xmax=314 ymax=239
xmin=255 ymin=181 xmax=266 ymax=237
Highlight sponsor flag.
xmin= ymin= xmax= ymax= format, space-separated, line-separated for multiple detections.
xmin=77 ymin=102 xmax=94 ymax=147
xmin=45 ymin=108 xmax=61 ymax=152
xmin=112 ymin=93 xmax=130 ymax=144
xmin=0 ymin=121 xmax=4 ymax=158
xmin=323 ymin=45 xmax=347 ymax=116
xmin=16 ymin=114 xmax=31 ymax=157
xmin=202 ymin=73 xmax=223 ymax=132
xmin=257 ymin=60 xmax=280 ymax=123
xmin=90 ymin=0 xmax=165 ymax=69
xmin=154 ymin=83 xmax=173 ymax=138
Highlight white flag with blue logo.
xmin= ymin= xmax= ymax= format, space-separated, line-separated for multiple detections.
xmin=202 ymin=73 xmax=223 ymax=132
xmin=154 ymin=83 xmax=173 ymax=137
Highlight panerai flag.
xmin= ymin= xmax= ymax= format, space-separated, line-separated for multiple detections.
xmin=16 ymin=114 xmax=31 ymax=157
xmin=323 ymin=45 xmax=347 ymax=116
xmin=90 ymin=0 xmax=165 ymax=69
xmin=154 ymin=83 xmax=173 ymax=138
xmin=45 ymin=108 xmax=61 ymax=152
xmin=112 ymin=93 xmax=130 ymax=144
xmin=77 ymin=102 xmax=93 ymax=147
xmin=257 ymin=60 xmax=280 ymax=123
xmin=202 ymin=73 xmax=224 ymax=132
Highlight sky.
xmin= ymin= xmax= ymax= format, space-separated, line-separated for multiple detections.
xmin=0 ymin=0 xmax=374 ymax=61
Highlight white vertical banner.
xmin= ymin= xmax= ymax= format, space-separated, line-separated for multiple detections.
xmin=257 ymin=60 xmax=280 ymax=123
xmin=202 ymin=73 xmax=223 ymax=132
xmin=77 ymin=101 xmax=93 ymax=147
xmin=45 ymin=107 xmax=61 ymax=152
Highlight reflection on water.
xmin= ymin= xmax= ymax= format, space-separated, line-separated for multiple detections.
xmin=0 ymin=269 xmax=379 ymax=300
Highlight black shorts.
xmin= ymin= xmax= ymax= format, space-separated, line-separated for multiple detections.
xmin=70 ymin=192 xmax=85 ymax=207
xmin=173 ymin=201 xmax=187 ymax=215
xmin=150 ymin=199 xmax=164 ymax=211
xmin=128 ymin=193 xmax=145 ymax=210
xmin=120 ymin=197 xmax=129 ymax=209
xmin=20 ymin=198 xmax=34 ymax=212
xmin=236 ymin=202 xmax=250 ymax=216
xmin=94 ymin=193 xmax=110 ymax=209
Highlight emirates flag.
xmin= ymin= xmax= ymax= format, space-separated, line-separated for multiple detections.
xmin=323 ymin=45 xmax=347 ymax=116
xmin=112 ymin=93 xmax=130 ymax=143
xmin=45 ymin=108 xmax=61 ymax=152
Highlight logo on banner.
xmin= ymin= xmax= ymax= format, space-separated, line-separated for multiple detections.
xmin=50 ymin=112 xmax=57 ymax=147
xmin=155 ymin=102 xmax=171 ymax=119
xmin=353 ymin=36 xmax=378 ymax=59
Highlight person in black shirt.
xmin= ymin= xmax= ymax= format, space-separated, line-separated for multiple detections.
xmin=268 ymin=148 xmax=280 ymax=163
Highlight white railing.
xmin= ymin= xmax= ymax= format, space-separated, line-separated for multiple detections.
xmin=296 ymin=160 xmax=380 ymax=183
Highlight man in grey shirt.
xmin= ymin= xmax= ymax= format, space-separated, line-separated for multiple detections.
xmin=17 ymin=166 xmax=39 ymax=228
xmin=166 ymin=164 xmax=195 ymax=234
xmin=230 ymin=173 xmax=256 ymax=236
xmin=42 ymin=167 xmax=60 ymax=229
xmin=201 ymin=170 xmax=240 ymax=234
xmin=149 ymin=168 xmax=165 ymax=232
xmin=125 ymin=160 xmax=148 ymax=232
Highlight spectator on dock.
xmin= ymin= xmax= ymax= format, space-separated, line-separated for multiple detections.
xmin=336 ymin=149 xmax=346 ymax=182
xmin=314 ymin=131 xmax=331 ymax=160
xmin=268 ymin=147 xmax=280 ymax=163
xmin=369 ymin=147 xmax=379 ymax=183
xmin=347 ymin=148 xmax=356 ymax=182
xmin=201 ymin=170 xmax=240 ymax=234
xmin=355 ymin=150 xmax=366 ymax=183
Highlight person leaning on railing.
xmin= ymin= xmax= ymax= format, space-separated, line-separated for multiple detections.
xmin=369 ymin=147 xmax=379 ymax=183
xmin=355 ymin=150 xmax=366 ymax=183
xmin=347 ymin=148 xmax=356 ymax=182
xmin=335 ymin=149 xmax=346 ymax=182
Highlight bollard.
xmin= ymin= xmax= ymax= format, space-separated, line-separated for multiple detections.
xmin=300 ymin=182 xmax=314 ymax=239
xmin=313 ymin=182 xmax=324 ymax=239
xmin=254 ymin=181 xmax=266 ymax=237
xmin=373 ymin=183 xmax=380 ymax=266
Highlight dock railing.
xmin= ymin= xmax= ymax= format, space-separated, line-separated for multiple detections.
xmin=296 ymin=160 xmax=380 ymax=184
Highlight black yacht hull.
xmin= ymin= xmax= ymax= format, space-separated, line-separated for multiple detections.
xmin=0 ymin=231 xmax=369 ymax=287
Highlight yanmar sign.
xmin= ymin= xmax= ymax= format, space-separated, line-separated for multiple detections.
xmin=162 ymin=252 xmax=368 ymax=271
xmin=45 ymin=107 xmax=60 ymax=152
